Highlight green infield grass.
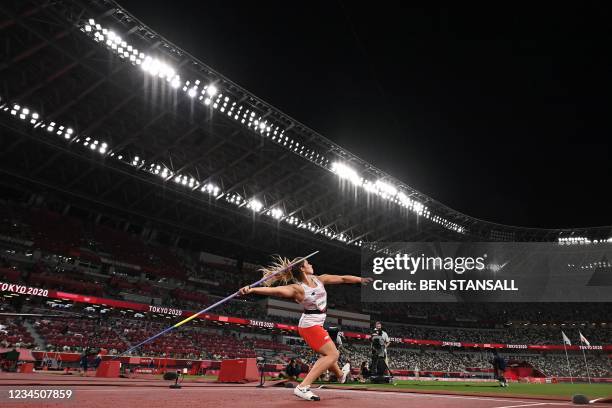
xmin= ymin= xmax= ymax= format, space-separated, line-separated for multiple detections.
xmin=328 ymin=380 xmax=612 ymax=399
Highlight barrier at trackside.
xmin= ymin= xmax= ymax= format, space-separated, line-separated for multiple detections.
xmin=4 ymin=349 xmax=609 ymax=383
xmin=96 ymin=361 xmax=121 ymax=377
xmin=218 ymin=358 xmax=260 ymax=383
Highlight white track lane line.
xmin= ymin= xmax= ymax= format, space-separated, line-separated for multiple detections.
xmin=63 ymin=387 xmax=535 ymax=402
xmin=491 ymin=403 xmax=565 ymax=408
xmin=56 ymin=387 xmax=579 ymax=406
xmin=316 ymin=388 xmax=571 ymax=404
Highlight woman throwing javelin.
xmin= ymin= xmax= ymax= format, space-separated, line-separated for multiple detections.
xmin=240 ymin=256 xmax=371 ymax=401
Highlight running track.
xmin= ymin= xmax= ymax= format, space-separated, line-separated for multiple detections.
xmin=0 ymin=373 xmax=609 ymax=408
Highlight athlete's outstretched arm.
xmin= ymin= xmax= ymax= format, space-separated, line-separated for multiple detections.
xmin=239 ymin=284 xmax=300 ymax=299
xmin=318 ymin=275 xmax=372 ymax=285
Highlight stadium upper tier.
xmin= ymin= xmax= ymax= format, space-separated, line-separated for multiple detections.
xmin=0 ymin=1 xmax=610 ymax=270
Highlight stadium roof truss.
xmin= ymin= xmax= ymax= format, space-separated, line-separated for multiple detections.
xmin=1 ymin=0 xmax=610 ymax=269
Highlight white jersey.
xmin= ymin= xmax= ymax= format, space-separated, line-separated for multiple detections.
xmin=297 ymin=276 xmax=327 ymax=328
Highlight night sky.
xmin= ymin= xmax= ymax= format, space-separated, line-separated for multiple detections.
xmin=120 ymin=1 xmax=612 ymax=229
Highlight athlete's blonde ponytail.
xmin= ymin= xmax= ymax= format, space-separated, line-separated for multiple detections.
xmin=260 ymin=255 xmax=305 ymax=286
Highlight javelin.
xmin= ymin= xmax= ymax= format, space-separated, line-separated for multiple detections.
xmin=116 ymin=251 xmax=319 ymax=357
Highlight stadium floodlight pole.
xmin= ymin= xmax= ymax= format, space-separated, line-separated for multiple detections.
xmin=115 ymin=251 xmax=319 ymax=358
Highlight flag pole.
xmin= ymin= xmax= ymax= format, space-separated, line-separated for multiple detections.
xmin=580 ymin=346 xmax=591 ymax=384
xmin=578 ymin=331 xmax=592 ymax=384
xmin=563 ymin=342 xmax=573 ymax=384
xmin=561 ymin=331 xmax=573 ymax=384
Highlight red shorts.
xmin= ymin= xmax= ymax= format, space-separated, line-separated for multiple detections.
xmin=298 ymin=325 xmax=332 ymax=352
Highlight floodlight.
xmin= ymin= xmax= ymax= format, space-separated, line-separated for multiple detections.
xmin=206 ymin=85 xmax=218 ymax=96
xmin=413 ymin=202 xmax=424 ymax=214
xmin=247 ymin=199 xmax=263 ymax=212
xmin=374 ymin=180 xmax=397 ymax=197
xmin=331 ymin=162 xmax=362 ymax=186
xmin=269 ymin=208 xmax=283 ymax=219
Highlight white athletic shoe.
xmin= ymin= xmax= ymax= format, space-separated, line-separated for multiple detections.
xmin=294 ymin=385 xmax=320 ymax=401
xmin=339 ymin=363 xmax=350 ymax=384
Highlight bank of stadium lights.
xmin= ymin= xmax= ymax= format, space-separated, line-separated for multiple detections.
xmin=84 ymin=139 xmax=108 ymax=154
xmin=335 ymin=233 xmax=349 ymax=243
xmin=374 ymin=180 xmax=398 ymax=198
xmin=201 ymin=183 xmax=220 ymax=196
xmin=2 ymin=100 xmax=118 ymax=157
xmin=84 ymin=19 xmax=327 ymax=169
xmin=144 ymin=163 xmax=174 ymax=181
xmin=140 ymin=56 xmax=177 ymax=82
xmin=284 ymin=216 xmax=300 ymax=226
xmin=8 ymin=103 xmax=41 ymax=127
xmin=172 ymin=174 xmax=199 ymax=189
xmin=80 ymin=18 xmax=330 ymax=168
xmin=246 ymin=198 xmax=264 ymax=212
xmin=558 ymin=237 xmax=591 ymax=245
xmin=319 ymin=228 xmax=334 ymax=238
xmin=330 ymin=161 xmax=465 ymax=234
xmin=225 ymin=193 xmax=244 ymax=206
xmin=299 ymin=222 xmax=319 ymax=234
xmin=559 ymin=237 xmax=612 ymax=245
xmin=580 ymin=260 xmax=612 ymax=270
xmin=266 ymin=208 xmax=284 ymax=220
xmin=83 ymin=19 xmax=180 ymax=87
xmin=1 ymin=98 xmax=366 ymax=248
xmin=331 ymin=162 xmax=363 ymax=186
xmin=332 ymin=161 xmax=425 ymax=212
xmin=23 ymin=19 xmax=462 ymax=240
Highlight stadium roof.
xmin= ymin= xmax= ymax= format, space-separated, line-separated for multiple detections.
xmin=1 ymin=0 xmax=610 ymax=269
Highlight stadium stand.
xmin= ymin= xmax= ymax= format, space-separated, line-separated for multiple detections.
xmin=0 ymin=199 xmax=610 ymax=380
xmin=0 ymin=316 xmax=34 ymax=349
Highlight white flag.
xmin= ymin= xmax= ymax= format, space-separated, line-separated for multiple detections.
xmin=579 ymin=331 xmax=590 ymax=347
xmin=561 ymin=331 xmax=571 ymax=346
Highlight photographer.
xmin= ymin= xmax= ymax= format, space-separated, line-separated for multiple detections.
xmin=281 ymin=358 xmax=301 ymax=382
xmin=358 ymin=361 xmax=370 ymax=383
xmin=374 ymin=321 xmax=390 ymax=349
xmin=370 ymin=321 xmax=391 ymax=377
xmin=325 ymin=325 xmax=350 ymax=381
xmin=490 ymin=350 xmax=508 ymax=387
xmin=325 ymin=325 xmax=346 ymax=362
